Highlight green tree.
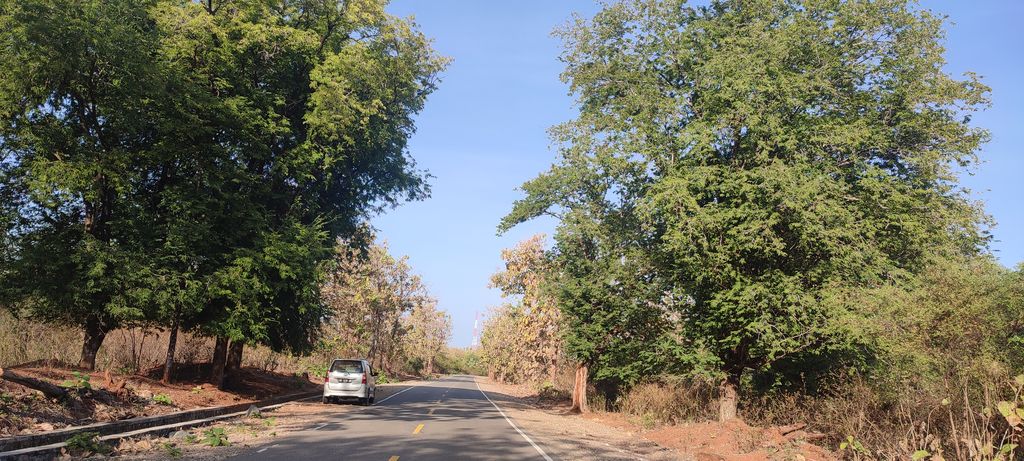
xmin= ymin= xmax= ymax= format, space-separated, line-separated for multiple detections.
xmin=149 ymin=0 xmax=446 ymax=386
xmin=0 ymin=0 xmax=170 ymax=369
xmin=504 ymin=0 xmax=989 ymax=420
xmin=0 ymin=0 xmax=447 ymax=375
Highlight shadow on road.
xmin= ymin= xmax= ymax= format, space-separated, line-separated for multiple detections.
xmin=227 ymin=375 xmax=655 ymax=460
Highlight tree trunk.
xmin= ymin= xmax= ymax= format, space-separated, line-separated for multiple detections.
xmin=161 ymin=310 xmax=180 ymax=384
xmin=0 ymin=368 xmax=88 ymax=414
xmin=718 ymin=373 xmax=740 ymax=422
xmin=426 ymin=356 xmax=433 ymax=376
xmin=210 ymin=336 xmax=228 ymax=386
xmin=570 ymin=364 xmax=588 ymax=414
xmin=221 ymin=340 xmax=244 ymax=390
xmin=79 ymin=317 xmax=108 ymax=371
xmin=0 ymin=368 xmax=69 ymax=400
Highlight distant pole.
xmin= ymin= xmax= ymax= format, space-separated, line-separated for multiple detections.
xmin=471 ymin=311 xmax=481 ymax=348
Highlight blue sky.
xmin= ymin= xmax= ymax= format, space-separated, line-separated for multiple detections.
xmin=375 ymin=1 xmax=1024 ymax=347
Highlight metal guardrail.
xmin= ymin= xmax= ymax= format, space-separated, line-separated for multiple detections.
xmin=0 ymin=390 xmax=320 ymax=458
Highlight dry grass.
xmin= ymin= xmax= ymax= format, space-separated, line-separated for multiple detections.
xmin=0 ymin=312 xmax=316 ymax=376
xmin=619 ymin=378 xmax=718 ymax=427
xmin=0 ymin=311 xmax=80 ymax=367
xmin=743 ymin=372 xmax=1023 ymax=461
xmin=610 ymin=370 xmax=1023 ymax=461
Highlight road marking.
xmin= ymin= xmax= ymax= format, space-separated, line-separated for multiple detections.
xmin=257 ymin=444 xmax=279 ymax=453
xmin=413 ymin=423 xmax=424 ymax=434
xmin=475 ymin=378 xmax=554 ymax=461
xmin=312 ymin=423 xmax=328 ymax=431
xmin=428 ymin=408 xmax=436 ymax=415
xmin=388 ymin=457 xmax=400 ymax=461
xmin=376 ymin=385 xmax=416 ymax=404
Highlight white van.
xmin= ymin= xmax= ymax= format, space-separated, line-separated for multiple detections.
xmin=322 ymin=358 xmax=377 ymax=405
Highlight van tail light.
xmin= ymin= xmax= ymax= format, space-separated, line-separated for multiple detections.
xmin=324 ymin=375 xmax=329 ymax=383
xmin=361 ymin=373 xmax=367 ymax=384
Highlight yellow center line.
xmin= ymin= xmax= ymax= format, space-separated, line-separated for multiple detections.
xmin=413 ymin=423 xmax=425 ymax=435
xmin=388 ymin=456 xmax=400 ymax=461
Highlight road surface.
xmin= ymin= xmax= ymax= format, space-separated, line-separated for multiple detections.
xmin=231 ymin=375 xmax=554 ymax=461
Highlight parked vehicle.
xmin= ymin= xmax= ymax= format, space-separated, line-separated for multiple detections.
xmin=322 ymin=358 xmax=377 ymax=405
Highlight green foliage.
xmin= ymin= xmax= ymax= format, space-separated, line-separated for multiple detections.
xmin=307 ymin=364 xmax=329 ymax=379
xmin=839 ymin=436 xmax=868 ymax=457
xmin=64 ymin=432 xmax=112 ymax=456
xmin=161 ymin=442 xmax=183 ymax=458
xmin=911 ymin=450 xmax=930 ymax=461
xmin=436 ymin=348 xmax=486 ymax=376
xmin=201 ymin=427 xmax=230 ymax=447
xmin=405 ymin=356 xmax=425 ymax=375
xmin=153 ymin=393 xmax=173 ymax=406
xmin=59 ymin=372 xmax=91 ymax=391
xmin=0 ymin=0 xmax=447 ymax=369
xmin=0 ymin=0 xmax=173 ymax=369
xmin=501 ymin=0 xmax=992 ymax=414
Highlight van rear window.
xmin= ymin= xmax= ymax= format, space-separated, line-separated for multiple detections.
xmin=330 ymin=360 xmax=363 ymax=373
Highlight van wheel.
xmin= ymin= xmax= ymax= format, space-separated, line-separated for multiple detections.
xmin=322 ymin=396 xmax=329 ymax=404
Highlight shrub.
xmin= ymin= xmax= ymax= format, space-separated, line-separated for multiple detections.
xmin=202 ymin=427 xmax=230 ymax=447
xmin=435 ymin=348 xmax=487 ymax=376
xmin=619 ymin=378 xmax=717 ymax=426
xmin=161 ymin=442 xmax=183 ymax=458
xmin=64 ymin=432 xmax=111 ymax=456
xmin=153 ymin=393 xmax=173 ymax=405
xmin=404 ymin=357 xmax=424 ymax=375
xmin=59 ymin=372 xmax=91 ymax=391
xmin=537 ymin=381 xmax=570 ymax=402
xmin=307 ymin=364 xmax=328 ymax=379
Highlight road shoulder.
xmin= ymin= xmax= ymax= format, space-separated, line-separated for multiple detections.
xmin=106 ymin=381 xmax=422 ymax=460
xmin=474 ymin=376 xmax=684 ymax=461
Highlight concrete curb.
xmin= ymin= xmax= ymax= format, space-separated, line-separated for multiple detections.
xmin=0 ymin=390 xmax=320 ymax=459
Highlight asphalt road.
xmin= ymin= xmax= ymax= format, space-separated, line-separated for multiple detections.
xmin=231 ymin=375 xmax=553 ymax=461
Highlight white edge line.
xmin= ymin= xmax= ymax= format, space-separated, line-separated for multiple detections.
xmin=312 ymin=423 xmax=328 ymax=431
xmin=374 ymin=385 xmax=416 ymax=404
xmin=474 ymin=377 xmax=554 ymax=461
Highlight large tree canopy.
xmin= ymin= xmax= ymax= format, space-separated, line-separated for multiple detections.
xmin=0 ymin=0 xmax=447 ymax=370
xmin=502 ymin=0 xmax=990 ymax=419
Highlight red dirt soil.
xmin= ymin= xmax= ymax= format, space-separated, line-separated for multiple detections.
xmin=485 ymin=378 xmax=836 ymax=461
xmin=643 ymin=419 xmax=836 ymax=461
xmin=0 ymin=360 xmax=318 ymax=437
xmin=581 ymin=411 xmax=835 ymax=460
